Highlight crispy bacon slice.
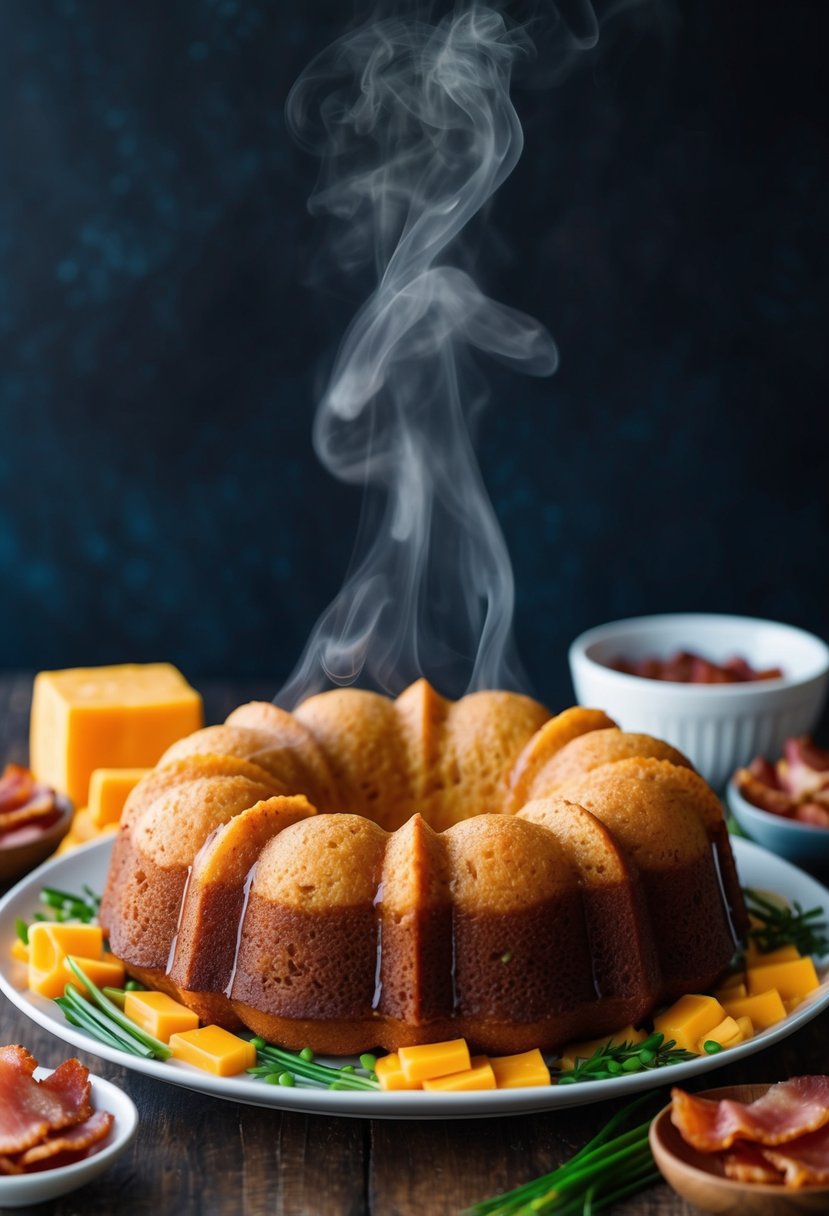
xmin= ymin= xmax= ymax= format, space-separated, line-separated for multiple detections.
xmin=0 ymin=765 xmax=37 ymax=811
xmin=723 ymin=1143 xmax=784 ymax=1184
xmin=671 ymin=1078 xmax=829 ymax=1151
xmin=762 ymin=1123 xmax=829 ymax=1188
xmin=0 ymin=764 xmax=59 ymax=836
xmin=735 ymin=768 xmax=797 ymax=817
xmin=17 ymin=1109 xmax=113 ymax=1166
xmin=0 ymin=793 xmax=59 ymax=834
xmin=0 ymin=1047 xmax=92 ymax=1155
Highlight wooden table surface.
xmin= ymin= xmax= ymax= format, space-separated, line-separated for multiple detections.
xmin=1 ymin=674 xmax=828 ymax=1216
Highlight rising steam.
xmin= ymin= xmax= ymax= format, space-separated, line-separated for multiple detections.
xmin=277 ymin=5 xmax=559 ymax=708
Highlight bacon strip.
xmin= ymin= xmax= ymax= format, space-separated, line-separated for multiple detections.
xmin=723 ymin=1143 xmax=784 ymax=1184
xmin=0 ymin=765 xmax=37 ymax=811
xmin=17 ymin=1110 xmax=113 ymax=1166
xmin=762 ymin=1123 xmax=829 ymax=1189
xmin=0 ymin=793 xmax=59 ymax=833
xmin=671 ymin=1078 xmax=829 ymax=1151
xmin=0 ymin=1047 xmax=92 ymax=1155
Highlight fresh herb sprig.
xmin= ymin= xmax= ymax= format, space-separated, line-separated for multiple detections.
xmin=554 ymin=1031 xmax=695 ymax=1084
xmin=15 ymin=886 xmax=102 ymax=944
xmin=40 ymin=885 xmax=101 ymax=922
xmin=744 ymin=888 xmax=829 ymax=957
xmin=467 ymin=1093 xmax=661 ymax=1215
xmin=248 ymin=1040 xmax=379 ymax=1091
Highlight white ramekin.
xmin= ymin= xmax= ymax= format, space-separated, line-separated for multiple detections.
xmin=568 ymin=614 xmax=829 ymax=790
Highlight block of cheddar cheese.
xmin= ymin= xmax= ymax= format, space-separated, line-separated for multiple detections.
xmin=88 ymin=768 xmax=151 ymax=827
xmin=30 ymin=664 xmax=203 ymax=806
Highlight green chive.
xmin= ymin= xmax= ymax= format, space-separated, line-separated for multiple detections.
xmin=703 ymin=1040 xmax=723 ymax=1054
xmin=64 ymin=956 xmax=171 ymax=1060
xmin=15 ymin=917 xmax=29 ymax=945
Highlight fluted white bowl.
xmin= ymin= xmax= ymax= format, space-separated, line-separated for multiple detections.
xmin=569 ymin=614 xmax=829 ymax=790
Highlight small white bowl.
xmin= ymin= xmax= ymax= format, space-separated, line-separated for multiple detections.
xmin=569 ymin=614 xmax=829 ymax=790
xmin=0 ymin=1068 xmax=138 ymax=1208
xmin=727 ymin=779 xmax=829 ymax=868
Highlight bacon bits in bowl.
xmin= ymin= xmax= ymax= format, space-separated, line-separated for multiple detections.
xmin=728 ymin=737 xmax=829 ymax=866
xmin=650 ymin=1080 xmax=829 ymax=1213
xmin=569 ymin=615 xmax=829 ymax=790
xmin=0 ymin=766 xmax=73 ymax=882
xmin=0 ymin=1046 xmax=137 ymax=1207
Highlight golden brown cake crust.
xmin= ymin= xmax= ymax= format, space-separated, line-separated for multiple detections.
xmin=101 ymin=681 xmax=748 ymax=1055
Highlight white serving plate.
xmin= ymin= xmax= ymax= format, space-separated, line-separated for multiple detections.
xmin=1 ymin=836 xmax=828 ymax=1120
xmin=0 ymin=1067 xmax=137 ymax=1208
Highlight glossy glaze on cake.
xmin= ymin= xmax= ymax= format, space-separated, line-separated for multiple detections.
xmin=99 ymin=679 xmax=748 ymax=1054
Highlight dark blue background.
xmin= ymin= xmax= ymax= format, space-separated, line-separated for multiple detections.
xmin=1 ymin=0 xmax=826 ymax=711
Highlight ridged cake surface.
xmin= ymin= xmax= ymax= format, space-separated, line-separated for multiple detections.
xmin=100 ymin=679 xmax=748 ymax=1054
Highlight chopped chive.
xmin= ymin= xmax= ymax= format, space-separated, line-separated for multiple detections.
xmin=15 ymin=917 xmax=29 ymax=945
xmin=63 ymin=956 xmax=171 ymax=1060
xmin=703 ymin=1040 xmax=723 ymax=1054
xmin=252 ymin=1042 xmax=378 ymax=1091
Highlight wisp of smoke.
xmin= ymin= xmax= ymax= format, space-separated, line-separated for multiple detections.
xmin=277 ymin=5 xmax=560 ymax=707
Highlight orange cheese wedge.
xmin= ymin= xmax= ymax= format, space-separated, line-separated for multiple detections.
xmin=169 ymin=1026 xmax=256 ymax=1076
xmin=422 ymin=1060 xmax=496 ymax=1092
xmin=398 ymin=1039 xmax=471 ymax=1085
xmin=490 ymin=1048 xmax=551 ymax=1089
xmin=125 ymin=991 xmax=200 ymax=1042
xmin=30 ymin=664 xmax=202 ymax=806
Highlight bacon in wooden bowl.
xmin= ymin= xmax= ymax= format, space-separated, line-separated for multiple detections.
xmin=649 ymin=1080 xmax=829 ymax=1213
xmin=0 ymin=766 xmax=73 ymax=882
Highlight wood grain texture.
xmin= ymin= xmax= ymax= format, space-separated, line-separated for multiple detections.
xmin=1 ymin=675 xmax=828 ymax=1215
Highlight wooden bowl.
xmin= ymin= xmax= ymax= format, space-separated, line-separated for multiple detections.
xmin=650 ymin=1084 xmax=829 ymax=1214
xmin=0 ymin=796 xmax=74 ymax=882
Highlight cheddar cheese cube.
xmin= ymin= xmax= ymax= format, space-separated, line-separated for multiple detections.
xmin=422 ymin=1060 xmax=496 ymax=1091
xmin=398 ymin=1039 xmax=470 ymax=1084
xmin=721 ymin=989 xmax=787 ymax=1031
xmin=10 ymin=938 xmax=29 ymax=965
xmin=125 ymin=990 xmax=200 ymax=1042
xmin=734 ymin=1015 xmax=754 ymax=1040
xmin=653 ymin=995 xmax=726 ymax=1054
xmin=746 ymin=957 xmax=819 ymax=1003
xmin=28 ymin=922 xmax=104 ymax=971
xmin=29 ymin=952 xmax=123 ymax=999
xmin=375 ymin=1053 xmax=420 ymax=1091
xmin=490 ymin=1048 xmax=551 ymax=1089
xmin=697 ymin=1015 xmax=744 ymax=1054
xmin=63 ymin=954 xmax=125 ymax=989
xmin=89 ymin=768 xmax=150 ymax=827
xmin=30 ymin=664 xmax=203 ymax=806
xmin=745 ymin=942 xmax=800 ymax=967
xmin=169 ymin=1026 xmax=256 ymax=1076
xmin=557 ymin=1026 xmax=645 ymax=1073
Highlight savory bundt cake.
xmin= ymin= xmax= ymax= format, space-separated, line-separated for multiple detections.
xmin=99 ymin=679 xmax=748 ymax=1055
